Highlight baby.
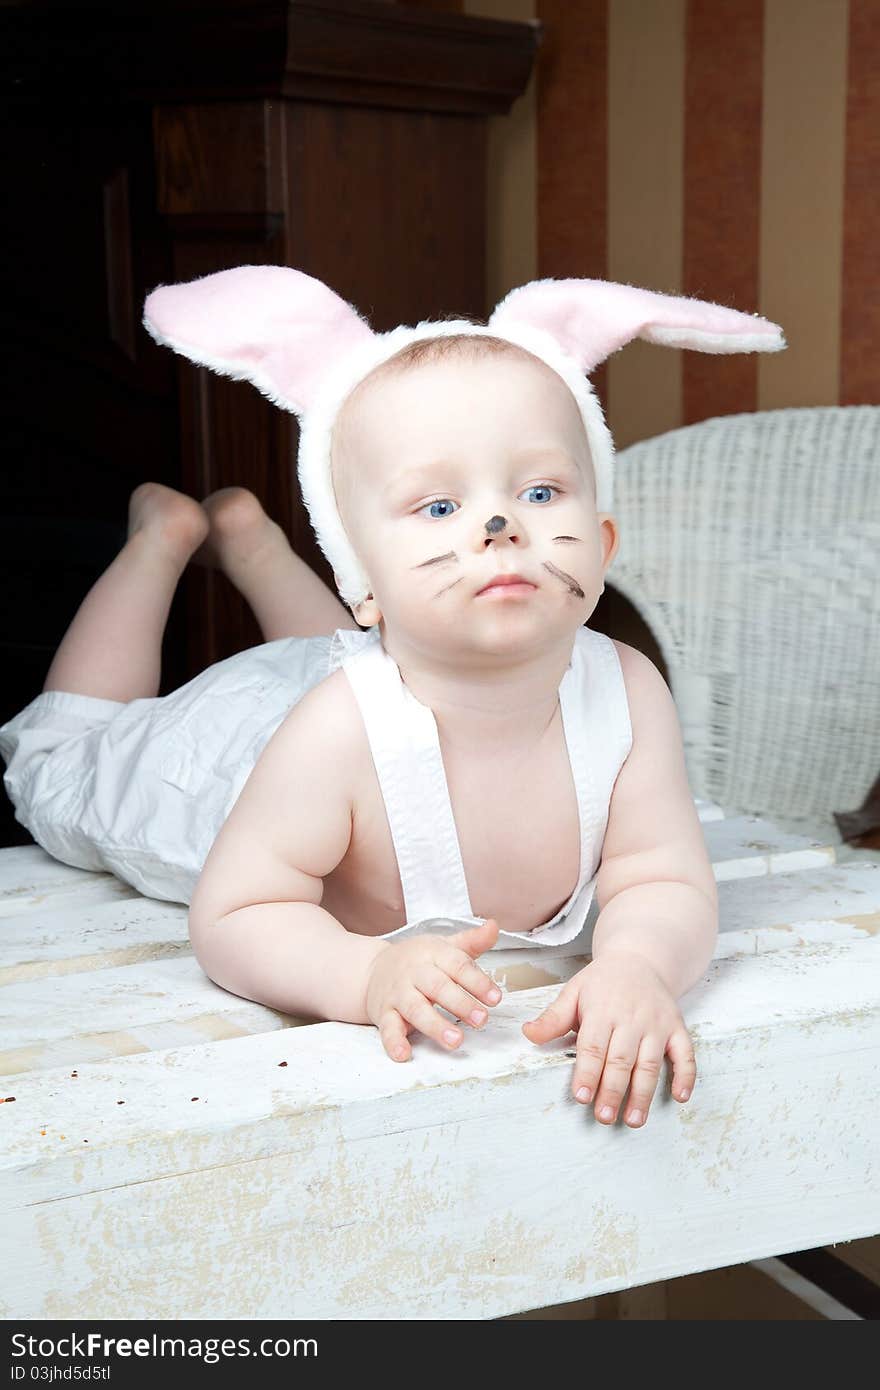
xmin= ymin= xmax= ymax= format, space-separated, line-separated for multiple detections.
xmin=0 ymin=267 xmax=785 ymax=1130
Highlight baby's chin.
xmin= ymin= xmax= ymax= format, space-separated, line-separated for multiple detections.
xmin=381 ymin=605 xmax=586 ymax=660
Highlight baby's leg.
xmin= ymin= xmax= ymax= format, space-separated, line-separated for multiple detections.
xmin=43 ymin=483 xmax=209 ymax=700
xmin=198 ymin=488 xmax=361 ymax=640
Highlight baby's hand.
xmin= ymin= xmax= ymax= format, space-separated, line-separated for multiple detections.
xmin=522 ymin=952 xmax=696 ymax=1127
xmin=365 ymin=918 xmax=503 ymax=1061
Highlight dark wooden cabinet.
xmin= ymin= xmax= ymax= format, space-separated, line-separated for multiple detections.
xmin=0 ymin=0 xmax=540 ymax=845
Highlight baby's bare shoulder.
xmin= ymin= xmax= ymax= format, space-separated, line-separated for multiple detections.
xmin=191 ymin=668 xmax=365 ymax=924
xmin=263 ymin=666 xmax=365 ymax=781
xmin=607 ymin=638 xmax=673 ymax=733
xmin=293 ymin=666 xmax=363 ymax=742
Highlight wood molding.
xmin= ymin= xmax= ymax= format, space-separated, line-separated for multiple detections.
xmin=2 ymin=0 xmax=541 ymax=115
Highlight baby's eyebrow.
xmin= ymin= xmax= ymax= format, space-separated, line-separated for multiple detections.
xmin=383 ymin=463 xmax=447 ymax=500
xmin=383 ymin=450 xmax=581 ymax=501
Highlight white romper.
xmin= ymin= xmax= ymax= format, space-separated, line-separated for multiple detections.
xmin=0 ymin=624 xmax=632 ymax=951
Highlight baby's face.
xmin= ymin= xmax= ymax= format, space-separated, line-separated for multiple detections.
xmin=331 ymin=348 xmax=618 ymax=657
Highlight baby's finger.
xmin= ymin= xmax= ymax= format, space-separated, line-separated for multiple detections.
xmin=380 ymin=1009 xmax=413 ymax=1063
xmin=591 ymin=1025 xmax=640 ymax=1124
xmin=415 ymin=964 xmax=493 ymax=1029
xmin=399 ymin=988 xmax=466 ymax=1052
xmin=568 ymin=1020 xmax=611 ymax=1105
xmin=446 ymin=918 xmax=500 ymax=960
xmin=623 ymin=1037 xmax=665 ymax=1128
xmin=667 ymin=1025 xmax=697 ymax=1102
xmin=441 ymin=950 xmax=503 ymax=1011
xmin=522 ymin=983 xmax=578 ymax=1043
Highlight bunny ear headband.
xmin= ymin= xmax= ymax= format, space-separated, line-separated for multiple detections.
xmin=143 ymin=266 xmax=785 ymax=609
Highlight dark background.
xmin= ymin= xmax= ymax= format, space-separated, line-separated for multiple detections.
xmin=0 ymin=0 xmax=662 ymax=849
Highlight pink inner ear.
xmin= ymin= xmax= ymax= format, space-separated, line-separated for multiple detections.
xmin=260 ymin=318 xmax=378 ymax=412
xmin=490 ymin=278 xmax=783 ymax=373
xmin=144 ymin=265 xmax=376 ymax=413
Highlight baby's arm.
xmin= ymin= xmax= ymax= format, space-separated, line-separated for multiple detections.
xmin=590 ymin=641 xmax=719 ymax=989
xmin=188 ymin=672 xmax=501 ymax=1047
xmin=188 ymin=672 xmax=389 ymax=1024
xmin=522 ymin=642 xmax=717 ymax=1125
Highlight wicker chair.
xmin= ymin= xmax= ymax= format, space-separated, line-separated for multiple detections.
xmin=607 ymin=405 xmax=880 ymax=843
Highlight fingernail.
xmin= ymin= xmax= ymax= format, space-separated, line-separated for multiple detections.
xmin=576 ymin=1087 xmax=591 ymax=1103
xmin=443 ymin=1029 xmax=460 ymax=1045
xmin=599 ymin=1106 xmax=614 ymax=1121
xmin=679 ymin=1089 xmax=690 ymax=1101
xmin=627 ymin=1110 xmax=643 ymax=1126
xmin=470 ymin=1009 xmax=486 ymax=1025
xmin=487 ymin=988 xmax=501 ymax=1003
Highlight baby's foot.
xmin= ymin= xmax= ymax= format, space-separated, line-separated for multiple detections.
xmin=195 ymin=487 xmax=292 ymax=583
xmin=127 ymin=482 xmax=209 ymax=565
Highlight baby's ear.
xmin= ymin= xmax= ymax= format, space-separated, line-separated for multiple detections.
xmin=335 ymin=570 xmax=377 ymax=620
xmin=354 ymin=592 xmax=380 ymax=628
xmin=599 ymin=514 xmax=620 ymax=570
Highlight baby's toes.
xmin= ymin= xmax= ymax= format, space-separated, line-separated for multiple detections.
xmin=127 ymin=482 xmax=209 ymax=562
xmin=195 ymin=487 xmax=279 ymax=571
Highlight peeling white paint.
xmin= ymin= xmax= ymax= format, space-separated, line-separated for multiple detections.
xmin=1 ymin=838 xmax=878 ymax=1319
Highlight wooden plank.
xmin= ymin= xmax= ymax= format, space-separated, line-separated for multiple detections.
xmin=0 ymin=845 xmax=107 ymax=898
xmin=486 ymin=860 xmax=880 ymax=981
xmin=2 ymin=860 xmax=878 ymax=1072
xmin=507 ymin=1255 xmax=859 ymax=1319
xmin=0 ymin=936 xmax=877 ymax=1319
xmin=0 ymin=957 xmax=298 ymax=1076
xmin=702 ymin=815 xmax=835 ymax=880
xmin=0 ymin=821 xmax=837 ymax=997
xmin=0 ymin=817 xmax=837 ymax=990
xmin=713 ymin=862 xmax=880 ymax=955
xmin=594 ymin=1260 xmax=854 ymax=1321
xmin=0 ymin=846 xmax=136 ymax=920
xmin=749 ymin=1258 xmax=861 ymax=1320
xmin=570 ymin=1256 xmax=858 ymax=1320
xmin=0 ymin=896 xmax=190 ymax=986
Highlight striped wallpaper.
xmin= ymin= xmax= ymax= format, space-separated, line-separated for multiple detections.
xmin=463 ymin=0 xmax=878 ymax=450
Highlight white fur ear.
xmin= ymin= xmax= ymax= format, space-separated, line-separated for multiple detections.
xmin=143 ymin=265 xmax=376 ymax=416
xmin=644 ymin=323 xmax=784 ymax=353
xmin=489 ymin=277 xmax=785 ymax=374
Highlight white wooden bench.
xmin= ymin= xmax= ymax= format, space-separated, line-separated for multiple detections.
xmin=2 ymin=804 xmax=879 ymax=1320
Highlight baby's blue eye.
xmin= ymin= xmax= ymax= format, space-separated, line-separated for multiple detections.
xmin=523 ymin=484 xmax=555 ymax=504
xmin=418 ymin=484 xmax=558 ymax=519
xmin=425 ymin=499 xmax=458 ymax=519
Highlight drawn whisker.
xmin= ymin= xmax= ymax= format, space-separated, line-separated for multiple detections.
xmin=436 ymin=577 xmax=465 ymax=597
xmin=413 ymin=552 xmax=457 ymax=569
xmin=542 ymin=561 xmax=585 ymax=599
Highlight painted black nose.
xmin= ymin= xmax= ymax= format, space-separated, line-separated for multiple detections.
xmin=484 ymin=515 xmax=507 ymax=535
